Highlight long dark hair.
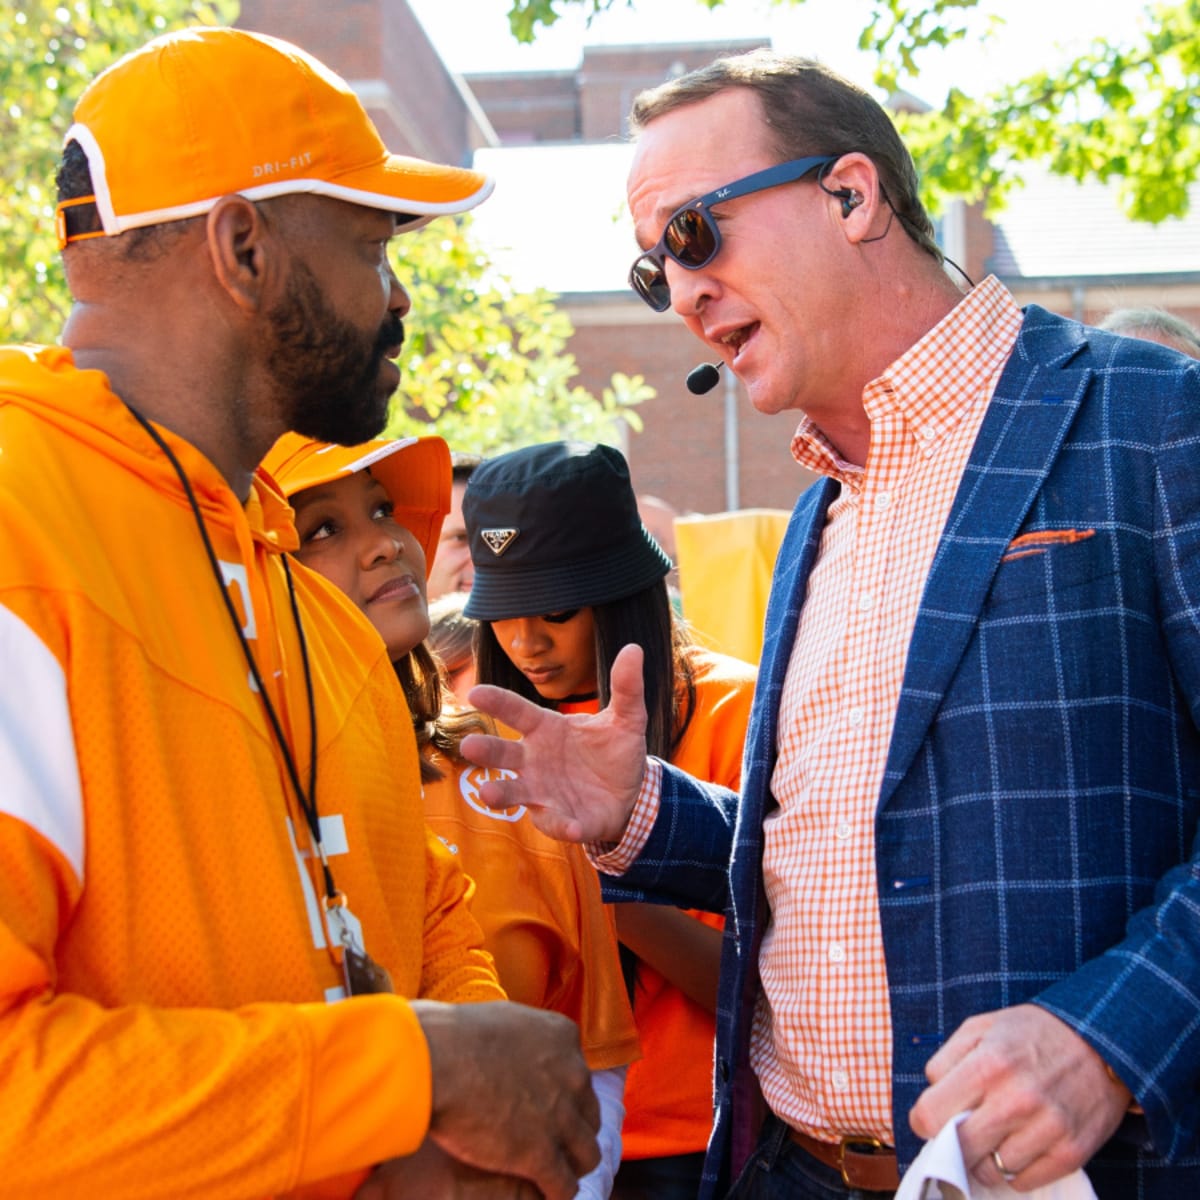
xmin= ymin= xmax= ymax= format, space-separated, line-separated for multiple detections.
xmin=473 ymin=578 xmax=697 ymax=761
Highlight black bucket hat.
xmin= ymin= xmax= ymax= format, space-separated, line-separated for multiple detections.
xmin=462 ymin=441 xmax=672 ymax=621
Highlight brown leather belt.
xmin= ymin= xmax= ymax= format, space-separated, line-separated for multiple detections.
xmin=785 ymin=1127 xmax=900 ymax=1192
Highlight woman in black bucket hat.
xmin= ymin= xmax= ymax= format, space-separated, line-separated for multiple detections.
xmin=463 ymin=440 xmax=758 ymax=1200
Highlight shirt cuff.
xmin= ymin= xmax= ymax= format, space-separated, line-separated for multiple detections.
xmin=586 ymin=758 xmax=661 ymax=874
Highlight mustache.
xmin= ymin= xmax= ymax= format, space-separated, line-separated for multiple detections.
xmin=376 ymin=313 xmax=405 ymax=356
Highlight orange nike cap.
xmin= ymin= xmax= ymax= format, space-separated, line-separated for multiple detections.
xmin=62 ymin=26 xmax=493 ymax=241
xmin=262 ymin=433 xmax=452 ymax=578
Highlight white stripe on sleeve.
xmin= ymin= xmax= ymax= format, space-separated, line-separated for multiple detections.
xmin=0 ymin=604 xmax=85 ymax=882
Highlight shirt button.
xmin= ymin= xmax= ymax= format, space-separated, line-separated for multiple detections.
xmin=832 ymin=1070 xmax=850 ymax=1092
xmin=921 ymin=426 xmax=937 ymax=441
xmin=848 ymin=706 xmax=865 ymax=727
xmin=857 ymin=593 xmax=875 ymax=612
xmin=874 ymin=491 xmax=891 ymax=511
xmin=828 ymin=943 xmax=846 ymax=964
xmin=835 ymin=821 xmax=852 ymax=840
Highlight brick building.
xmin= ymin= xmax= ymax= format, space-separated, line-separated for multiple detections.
xmin=236 ymin=0 xmax=1200 ymax=515
xmin=237 ymin=0 xmax=495 ymax=162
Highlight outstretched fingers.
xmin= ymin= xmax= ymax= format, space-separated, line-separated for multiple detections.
xmin=459 ymin=729 xmax=525 ymax=774
xmin=461 ymin=642 xmax=650 ymax=843
xmin=606 ymin=643 xmax=647 ymax=731
xmin=467 ymin=683 xmax=550 ymax=737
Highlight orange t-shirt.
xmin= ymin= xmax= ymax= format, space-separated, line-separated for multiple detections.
xmin=422 ymin=746 xmax=640 ymax=1071
xmin=567 ymin=647 xmax=756 ymax=1159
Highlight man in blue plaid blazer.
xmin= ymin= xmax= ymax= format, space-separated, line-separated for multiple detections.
xmin=465 ymin=53 xmax=1200 ymax=1200
xmin=578 ymin=303 xmax=1200 ymax=1200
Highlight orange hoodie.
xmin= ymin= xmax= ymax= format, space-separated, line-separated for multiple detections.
xmin=0 ymin=346 xmax=502 ymax=1198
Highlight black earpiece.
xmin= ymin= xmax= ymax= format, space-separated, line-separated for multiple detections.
xmin=817 ymin=172 xmax=861 ymax=218
xmin=816 ymin=170 xmax=862 ymax=219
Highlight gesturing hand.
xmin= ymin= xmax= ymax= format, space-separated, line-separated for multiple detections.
xmin=461 ymin=643 xmax=650 ymax=844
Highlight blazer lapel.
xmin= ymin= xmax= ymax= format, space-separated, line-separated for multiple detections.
xmin=762 ymin=483 xmax=835 ymax=682
xmin=878 ymin=308 xmax=1094 ymax=809
xmin=730 ymin=477 xmax=835 ymax=931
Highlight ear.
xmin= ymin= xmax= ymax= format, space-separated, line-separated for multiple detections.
xmin=820 ymin=152 xmax=883 ymax=244
xmin=205 ymin=195 xmax=280 ymax=313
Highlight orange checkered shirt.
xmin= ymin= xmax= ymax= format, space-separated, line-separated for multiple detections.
xmin=752 ymin=274 xmax=1024 ymax=1143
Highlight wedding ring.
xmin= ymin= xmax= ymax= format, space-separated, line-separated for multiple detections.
xmin=991 ymin=1149 xmax=1017 ymax=1182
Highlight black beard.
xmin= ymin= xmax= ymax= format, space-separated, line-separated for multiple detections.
xmin=267 ymin=258 xmax=404 ymax=446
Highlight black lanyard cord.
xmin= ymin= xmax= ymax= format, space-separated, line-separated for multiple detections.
xmin=123 ymin=405 xmax=335 ymax=899
xmin=282 ymin=555 xmax=319 ymax=827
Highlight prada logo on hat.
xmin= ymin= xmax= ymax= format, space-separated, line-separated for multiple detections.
xmin=481 ymin=528 xmax=519 ymax=555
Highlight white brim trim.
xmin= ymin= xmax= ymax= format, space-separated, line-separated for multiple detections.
xmin=313 ymin=438 xmax=419 ymax=477
xmin=64 ymin=123 xmax=494 ymax=236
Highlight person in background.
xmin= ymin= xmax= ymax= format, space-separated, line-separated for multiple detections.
xmin=1097 ymin=306 xmax=1200 ymax=358
xmin=428 ymin=589 xmax=480 ymax=704
xmin=460 ymin=48 xmax=1200 ymax=1200
xmin=427 ymin=451 xmax=484 ymax=599
xmin=0 ymin=25 xmax=598 ymax=1199
xmin=636 ymin=492 xmax=683 ymax=599
xmin=462 ymin=441 xmax=757 ymax=1200
xmin=263 ymin=431 xmax=640 ymax=1199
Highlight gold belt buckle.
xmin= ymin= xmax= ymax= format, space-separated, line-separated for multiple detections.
xmin=838 ymin=1135 xmax=884 ymax=1187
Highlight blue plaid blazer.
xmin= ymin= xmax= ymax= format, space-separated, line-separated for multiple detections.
xmin=607 ymin=307 xmax=1200 ymax=1198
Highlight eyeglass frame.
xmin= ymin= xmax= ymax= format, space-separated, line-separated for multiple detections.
xmin=627 ymin=153 xmax=842 ymax=312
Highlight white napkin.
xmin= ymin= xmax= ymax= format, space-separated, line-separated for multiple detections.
xmin=895 ymin=1112 xmax=1098 ymax=1200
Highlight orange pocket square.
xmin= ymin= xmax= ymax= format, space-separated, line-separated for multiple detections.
xmin=1001 ymin=528 xmax=1095 ymax=562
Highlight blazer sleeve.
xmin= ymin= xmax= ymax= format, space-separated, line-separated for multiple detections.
xmin=600 ymin=760 xmax=739 ymax=913
xmin=1033 ymin=358 xmax=1200 ymax=1161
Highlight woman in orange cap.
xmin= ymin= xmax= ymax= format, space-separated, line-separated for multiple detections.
xmin=262 ymin=432 xmax=638 ymax=1199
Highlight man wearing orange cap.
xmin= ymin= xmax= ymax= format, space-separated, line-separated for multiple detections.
xmin=0 ymin=26 xmax=598 ymax=1200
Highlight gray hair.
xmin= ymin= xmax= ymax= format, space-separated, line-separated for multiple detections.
xmin=1097 ymin=307 xmax=1200 ymax=358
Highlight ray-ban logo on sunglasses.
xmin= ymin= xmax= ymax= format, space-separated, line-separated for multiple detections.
xmin=716 ymin=187 xmax=731 ymax=198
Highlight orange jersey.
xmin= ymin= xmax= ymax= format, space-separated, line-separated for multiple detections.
xmin=0 ymin=346 xmax=502 ymax=1198
xmin=568 ymin=648 xmax=757 ymax=1159
xmin=422 ymin=746 xmax=640 ymax=1072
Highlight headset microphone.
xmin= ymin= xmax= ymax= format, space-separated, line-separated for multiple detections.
xmin=685 ymin=360 xmax=724 ymax=395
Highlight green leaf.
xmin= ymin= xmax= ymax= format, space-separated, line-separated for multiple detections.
xmin=514 ymin=0 xmax=1200 ymax=224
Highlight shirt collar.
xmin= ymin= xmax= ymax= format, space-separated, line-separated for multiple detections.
xmin=791 ymin=275 xmax=1023 ymax=484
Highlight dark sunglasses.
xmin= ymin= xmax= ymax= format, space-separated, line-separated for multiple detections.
xmin=628 ymin=154 xmax=840 ymax=312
